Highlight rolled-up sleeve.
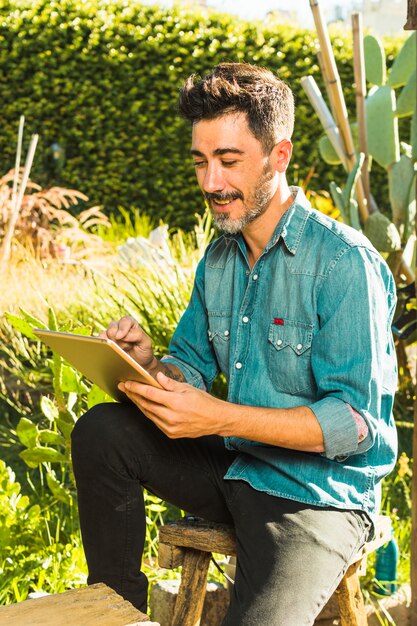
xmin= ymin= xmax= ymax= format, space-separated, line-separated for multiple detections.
xmin=309 ymin=245 xmax=397 ymax=460
xmin=161 ymin=255 xmax=219 ymax=390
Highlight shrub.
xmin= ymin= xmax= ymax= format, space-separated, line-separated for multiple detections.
xmin=0 ymin=1 xmax=403 ymax=227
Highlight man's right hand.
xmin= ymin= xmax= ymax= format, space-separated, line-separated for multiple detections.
xmin=100 ymin=316 xmax=157 ymax=372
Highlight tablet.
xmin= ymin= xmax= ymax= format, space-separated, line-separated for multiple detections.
xmin=34 ymin=328 xmax=163 ymax=402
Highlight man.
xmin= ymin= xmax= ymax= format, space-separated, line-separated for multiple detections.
xmin=71 ymin=63 xmax=398 ymax=626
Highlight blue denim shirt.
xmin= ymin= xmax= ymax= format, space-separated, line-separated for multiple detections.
xmin=162 ymin=187 xmax=398 ymax=516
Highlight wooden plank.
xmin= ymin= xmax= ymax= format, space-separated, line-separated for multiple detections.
xmin=159 ymin=515 xmax=391 ymax=566
xmin=159 ymin=523 xmax=236 ymax=557
xmin=171 ymin=549 xmax=211 ymax=626
xmin=158 ymin=543 xmax=185 ymax=569
xmin=0 ymin=583 xmax=159 ymax=626
xmin=335 ymin=562 xmax=368 ymax=626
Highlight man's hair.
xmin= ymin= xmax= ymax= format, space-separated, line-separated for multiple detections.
xmin=178 ymin=62 xmax=294 ymax=154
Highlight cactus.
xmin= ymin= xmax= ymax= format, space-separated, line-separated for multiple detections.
xmin=364 ymin=212 xmax=402 ymax=253
xmin=388 ymin=151 xmax=416 ymax=231
xmin=364 ymin=34 xmax=386 ymax=85
xmin=396 ymin=69 xmax=416 ymax=117
xmin=329 ymin=154 xmax=363 ymax=231
xmin=387 ymin=31 xmax=416 ymax=88
xmin=311 ymin=32 xmax=416 ymax=257
xmin=366 ymin=85 xmax=400 ymax=168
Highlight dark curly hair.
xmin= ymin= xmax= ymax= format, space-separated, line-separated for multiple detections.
xmin=178 ymin=62 xmax=294 ymax=154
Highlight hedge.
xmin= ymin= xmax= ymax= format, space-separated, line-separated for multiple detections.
xmin=0 ymin=1 xmax=401 ymax=228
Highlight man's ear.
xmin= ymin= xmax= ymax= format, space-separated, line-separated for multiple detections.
xmin=270 ymin=139 xmax=293 ymax=173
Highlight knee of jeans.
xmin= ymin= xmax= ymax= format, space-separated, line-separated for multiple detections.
xmin=71 ymin=402 xmax=116 ymax=462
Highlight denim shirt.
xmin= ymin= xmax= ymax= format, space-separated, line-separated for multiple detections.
xmin=162 ymin=187 xmax=398 ymax=516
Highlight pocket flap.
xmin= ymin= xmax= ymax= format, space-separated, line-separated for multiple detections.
xmin=208 ymin=316 xmax=231 ymax=342
xmin=268 ymin=321 xmax=312 ymax=355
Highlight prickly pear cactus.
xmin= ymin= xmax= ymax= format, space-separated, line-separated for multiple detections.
xmin=388 ymin=152 xmax=416 ymax=232
xmin=366 ymin=85 xmax=400 ymax=168
xmin=387 ymin=31 xmax=416 ymax=88
xmin=364 ymin=34 xmax=386 ymax=86
xmin=396 ymin=69 xmax=416 ymax=117
xmin=364 ymin=212 xmax=402 ymax=253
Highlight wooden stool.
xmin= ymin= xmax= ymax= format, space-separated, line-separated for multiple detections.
xmin=158 ymin=515 xmax=392 ymax=626
xmin=0 ymin=583 xmax=159 ymax=626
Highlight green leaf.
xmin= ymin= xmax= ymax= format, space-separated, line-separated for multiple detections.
xmin=56 ymin=417 xmax=75 ymax=441
xmin=16 ymin=418 xmax=39 ymax=449
xmin=38 ymin=430 xmax=66 ymax=447
xmin=87 ymin=384 xmax=114 ymax=408
xmin=4 ymin=314 xmax=39 ymax=340
xmin=364 ymin=34 xmax=386 ymax=86
xmin=60 ymin=364 xmax=89 ymax=394
xmin=46 ymin=471 xmax=72 ymax=505
xmin=20 ymin=447 xmax=67 ymax=465
xmin=47 ymin=307 xmax=58 ymax=332
xmin=40 ymin=396 xmax=59 ymax=422
xmin=388 ymin=32 xmax=416 ymax=88
xmin=18 ymin=308 xmax=47 ymax=330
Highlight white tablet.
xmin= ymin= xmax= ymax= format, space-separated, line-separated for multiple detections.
xmin=34 ymin=329 xmax=163 ymax=401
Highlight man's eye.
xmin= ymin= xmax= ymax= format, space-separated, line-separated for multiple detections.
xmin=193 ymin=161 xmax=206 ymax=168
xmin=222 ymin=161 xmax=237 ymax=167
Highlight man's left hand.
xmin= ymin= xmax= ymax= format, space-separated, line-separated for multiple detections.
xmin=118 ymin=373 xmax=223 ymax=439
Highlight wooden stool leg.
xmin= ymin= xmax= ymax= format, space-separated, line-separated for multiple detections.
xmin=172 ymin=548 xmax=212 ymax=626
xmin=335 ymin=561 xmax=368 ymax=626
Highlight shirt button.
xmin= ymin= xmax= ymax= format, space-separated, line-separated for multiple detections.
xmin=277 ymin=339 xmax=283 ymax=346
xmin=235 ymin=362 xmax=243 ymax=369
xmin=242 ymin=316 xmax=249 ymax=323
xmin=252 ymin=274 xmax=258 ymax=281
xmin=297 ymin=343 xmax=303 ymax=350
xmin=224 ymin=330 xmax=230 ymax=337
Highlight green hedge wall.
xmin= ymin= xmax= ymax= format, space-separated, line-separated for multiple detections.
xmin=0 ymin=1 xmax=400 ymax=227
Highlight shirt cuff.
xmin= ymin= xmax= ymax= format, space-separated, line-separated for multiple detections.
xmin=309 ymin=396 xmax=359 ymax=460
xmin=349 ymin=405 xmax=369 ymax=443
xmin=160 ymin=355 xmax=206 ymax=390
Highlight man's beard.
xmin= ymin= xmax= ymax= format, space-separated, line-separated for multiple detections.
xmin=204 ymin=162 xmax=275 ymax=235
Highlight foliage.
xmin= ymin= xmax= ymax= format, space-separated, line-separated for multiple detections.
xmin=0 ymin=1 xmax=404 ymax=228
xmin=0 ymin=459 xmax=87 ymax=603
xmin=0 ymin=211 xmax=215 ymax=602
xmin=0 ymin=167 xmax=111 ymax=260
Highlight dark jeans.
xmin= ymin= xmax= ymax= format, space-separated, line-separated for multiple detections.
xmin=71 ymin=401 xmax=372 ymax=626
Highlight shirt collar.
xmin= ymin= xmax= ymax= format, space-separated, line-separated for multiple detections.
xmin=224 ymin=185 xmax=312 ymax=256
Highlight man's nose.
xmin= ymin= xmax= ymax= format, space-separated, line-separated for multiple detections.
xmin=202 ymin=163 xmax=225 ymax=194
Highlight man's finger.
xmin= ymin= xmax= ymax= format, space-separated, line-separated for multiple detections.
xmin=105 ymin=321 xmax=119 ymax=339
xmin=115 ymin=316 xmax=138 ymax=339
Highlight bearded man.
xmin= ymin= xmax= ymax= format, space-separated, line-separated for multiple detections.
xmin=71 ymin=63 xmax=397 ymax=626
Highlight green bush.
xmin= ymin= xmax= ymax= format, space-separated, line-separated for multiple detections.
xmin=0 ymin=1 xmax=402 ymax=227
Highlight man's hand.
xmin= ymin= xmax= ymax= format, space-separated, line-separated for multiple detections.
xmin=118 ymin=373 xmax=224 ymax=439
xmin=100 ymin=316 xmax=157 ymax=372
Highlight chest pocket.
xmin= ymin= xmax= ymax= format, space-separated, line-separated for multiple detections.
xmin=208 ymin=315 xmax=231 ymax=374
xmin=268 ymin=320 xmax=314 ymax=394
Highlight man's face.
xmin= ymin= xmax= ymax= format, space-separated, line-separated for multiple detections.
xmin=191 ymin=113 xmax=278 ymax=234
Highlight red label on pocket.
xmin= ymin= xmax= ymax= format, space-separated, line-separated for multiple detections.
xmin=274 ymin=318 xmax=284 ymax=325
